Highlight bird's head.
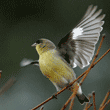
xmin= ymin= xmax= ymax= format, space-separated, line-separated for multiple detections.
xmin=31 ymin=38 xmax=56 ymax=55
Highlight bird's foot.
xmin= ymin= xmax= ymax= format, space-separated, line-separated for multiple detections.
xmin=52 ymin=92 xmax=57 ymax=99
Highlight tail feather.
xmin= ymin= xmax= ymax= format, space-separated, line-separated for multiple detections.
xmin=76 ymin=93 xmax=89 ymax=105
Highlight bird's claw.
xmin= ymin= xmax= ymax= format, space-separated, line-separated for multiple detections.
xmin=52 ymin=93 xmax=57 ymax=99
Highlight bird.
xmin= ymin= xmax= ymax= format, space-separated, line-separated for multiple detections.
xmin=21 ymin=5 xmax=105 ymax=104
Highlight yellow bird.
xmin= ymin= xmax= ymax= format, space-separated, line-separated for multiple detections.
xmin=22 ymin=5 xmax=105 ymax=104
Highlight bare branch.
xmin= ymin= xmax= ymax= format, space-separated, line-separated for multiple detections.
xmin=94 ymin=49 xmax=110 ymax=66
xmin=86 ymin=103 xmax=93 ymax=110
xmin=99 ymin=90 xmax=110 ymax=109
xmin=61 ymin=84 xmax=79 ymax=110
xmin=99 ymin=99 xmax=110 ymax=110
xmin=69 ymin=98 xmax=74 ymax=110
xmin=84 ymin=94 xmax=92 ymax=110
xmin=92 ymin=91 xmax=96 ymax=110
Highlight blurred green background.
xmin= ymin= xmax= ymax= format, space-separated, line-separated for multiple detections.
xmin=0 ymin=0 xmax=110 ymax=110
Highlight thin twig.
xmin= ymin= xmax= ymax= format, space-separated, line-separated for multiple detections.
xmin=94 ymin=49 xmax=110 ymax=66
xmin=69 ymin=98 xmax=74 ymax=110
xmin=86 ymin=103 xmax=93 ymax=110
xmin=99 ymin=99 xmax=110 ymax=110
xmin=84 ymin=94 xmax=92 ymax=110
xmin=31 ymin=96 xmax=53 ymax=110
xmin=40 ymin=105 xmax=44 ymax=110
xmin=0 ymin=77 xmax=16 ymax=96
xmin=92 ymin=91 xmax=96 ymax=110
xmin=99 ymin=89 xmax=110 ymax=109
xmin=61 ymin=84 xmax=79 ymax=110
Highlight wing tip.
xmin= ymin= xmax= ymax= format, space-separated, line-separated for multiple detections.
xmin=20 ymin=58 xmax=33 ymax=67
xmin=102 ymin=14 xmax=106 ymax=19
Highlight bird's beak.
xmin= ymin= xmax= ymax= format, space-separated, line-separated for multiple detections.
xmin=31 ymin=43 xmax=37 ymax=47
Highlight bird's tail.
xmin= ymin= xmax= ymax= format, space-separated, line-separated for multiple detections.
xmin=70 ymin=82 xmax=89 ymax=105
xmin=76 ymin=93 xmax=89 ymax=105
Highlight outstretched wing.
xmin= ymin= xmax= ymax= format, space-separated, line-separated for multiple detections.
xmin=57 ymin=5 xmax=105 ymax=69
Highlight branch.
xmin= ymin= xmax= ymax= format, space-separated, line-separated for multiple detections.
xmin=40 ymin=106 xmax=44 ymax=110
xmin=92 ymin=91 xmax=96 ymax=110
xmin=86 ymin=103 xmax=93 ymax=110
xmin=99 ymin=89 xmax=110 ymax=109
xmin=0 ymin=77 xmax=16 ymax=96
xmin=94 ymin=49 xmax=110 ymax=66
xmin=69 ymin=98 xmax=74 ymax=110
xmin=84 ymin=94 xmax=92 ymax=110
xmin=61 ymin=84 xmax=79 ymax=110
xmin=99 ymin=99 xmax=110 ymax=110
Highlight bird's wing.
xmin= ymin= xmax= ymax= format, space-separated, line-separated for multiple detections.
xmin=20 ymin=58 xmax=39 ymax=67
xmin=57 ymin=5 xmax=105 ymax=69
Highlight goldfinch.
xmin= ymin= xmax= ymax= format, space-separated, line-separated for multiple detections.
xmin=22 ymin=5 xmax=105 ymax=104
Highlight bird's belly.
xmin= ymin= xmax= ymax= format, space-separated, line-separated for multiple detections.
xmin=39 ymin=52 xmax=76 ymax=87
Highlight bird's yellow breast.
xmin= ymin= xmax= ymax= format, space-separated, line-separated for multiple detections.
xmin=39 ymin=49 xmax=75 ymax=84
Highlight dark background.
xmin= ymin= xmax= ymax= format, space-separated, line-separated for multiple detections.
xmin=0 ymin=0 xmax=110 ymax=110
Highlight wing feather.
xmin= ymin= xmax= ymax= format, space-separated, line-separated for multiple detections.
xmin=57 ymin=5 xmax=105 ymax=69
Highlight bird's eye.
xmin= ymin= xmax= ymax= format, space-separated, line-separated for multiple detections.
xmin=36 ymin=39 xmax=42 ymax=44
